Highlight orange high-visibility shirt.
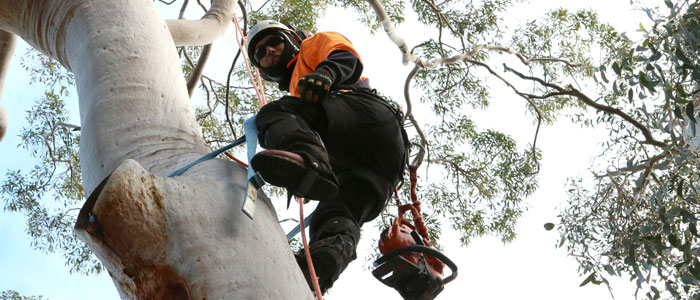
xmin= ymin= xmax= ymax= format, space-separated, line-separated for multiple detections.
xmin=288 ymin=32 xmax=365 ymax=97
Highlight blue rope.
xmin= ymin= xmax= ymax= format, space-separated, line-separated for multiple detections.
xmin=287 ymin=213 xmax=313 ymax=240
xmin=167 ymin=136 xmax=247 ymax=177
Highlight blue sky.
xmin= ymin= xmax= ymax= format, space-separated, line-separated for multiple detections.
xmin=0 ymin=1 xmax=651 ymax=299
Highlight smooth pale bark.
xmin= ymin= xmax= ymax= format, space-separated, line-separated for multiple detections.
xmin=166 ymin=0 xmax=237 ymax=46
xmin=0 ymin=30 xmax=15 ymax=141
xmin=0 ymin=0 xmax=313 ymax=299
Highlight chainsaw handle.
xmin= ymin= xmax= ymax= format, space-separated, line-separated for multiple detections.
xmin=373 ymin=245 xmax=458 ymax=284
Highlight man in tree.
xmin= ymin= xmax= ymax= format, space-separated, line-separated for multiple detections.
xmin=246 ymin=20 xmax=407 ymax=293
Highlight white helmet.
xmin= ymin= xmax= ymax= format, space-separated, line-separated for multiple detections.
xmin=245 ymin=20 xmax=302 ymax=65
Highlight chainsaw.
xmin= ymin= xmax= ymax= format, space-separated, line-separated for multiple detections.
xmin=372 ymin=165 xmax=458 ymax=300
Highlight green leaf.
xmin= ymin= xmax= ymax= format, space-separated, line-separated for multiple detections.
xmin=639 ymin=22 xmax=647 ymax=33
xmin=641 ymin=225 xmax=655 ymax=234
xmin=600 ymin=67 xmax=609 ymax=83
xmin=681 ymin=274 xmax=699 ymax=285
xmin=644 ymin=242 xmax=656 ymax=257
xmin=693 ymin=259 xmax=700 ymax=277
xmin=624 ymin=249 xmax=636 ymax=265
xmin=628 ymin=88 xmax=634 ymax=103
xmin=668 ymin=234 xmax=682 ymax=249
xmin=579 ymin=273 xmax=596 ymax=287
xmin=639 ymin=72 xmax=657 ymax=93
xmin=612 ymin=62 xmax=621 ymax=75
xmin=674 ymin=106 xmax=684 ymax=119
xmin=690 ymin=222 xmax=699 ymax=237
xmin=544 ymin=223 xmax=555 ymax=231
xmin=686 ymin=102 xmax=697 ymax=124
xmin=676 ymin=47 xmax=692 ymax=66
xmin=622 ymin=238 xmax=633 ymax=248
xmin=667 ymin=207 xmax=682 ymax=217
xmin=664 ymin=0 xmax=673 ymax=8
xmin=603 ymin=264 xmax=616 ymax=276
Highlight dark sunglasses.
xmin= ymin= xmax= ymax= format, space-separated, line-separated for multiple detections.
xmin=253 ymin=34 xmax=285 ymax=63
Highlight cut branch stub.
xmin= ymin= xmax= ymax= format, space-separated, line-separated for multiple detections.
xmin=76 ymin=159 xmax=190 ymax=300
xmin=75 ymin=159 xmax=315 ymax=300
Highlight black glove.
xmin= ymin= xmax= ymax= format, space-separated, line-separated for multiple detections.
xmin=297 ymin=71 xmax=333 ymax=103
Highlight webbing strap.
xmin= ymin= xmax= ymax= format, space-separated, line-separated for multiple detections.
xmin=167 ymin=136 xmax=247 ymax=178
xmin=243 ymin=116 xmax=259 ymax=180
xmin=286 ymin=213 xmax=313 ymax=240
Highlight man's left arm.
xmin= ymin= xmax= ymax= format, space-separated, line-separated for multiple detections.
xmin=297 ymin=50 xmax=364 ymax=102
xmin=316 ymin=50 xmax=363 ymax=87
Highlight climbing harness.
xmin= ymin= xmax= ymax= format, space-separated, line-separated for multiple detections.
xmin=372 ymin=146 xmax=458 ymax=300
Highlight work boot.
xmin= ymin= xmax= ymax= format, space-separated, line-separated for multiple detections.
xmin=295 ymin=233 xmax=358 ymax=294
xmin=251 ymin=149 xmax=338 ymax=200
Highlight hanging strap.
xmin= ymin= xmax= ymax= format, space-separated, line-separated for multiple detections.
xmin=167 ymin=136 xmax=247 ymax=178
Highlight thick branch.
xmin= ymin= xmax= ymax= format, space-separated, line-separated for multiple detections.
xmin=186 ymin=44 xmax=212 ymax=98
xmin=0 ymin=30 xmax=16 ymax=142
xmin=166 ymin=0 xmax=236 ymax=46
xmin=595 ymin=152 xmax=670 ymax=178
xmin=403 ymin=65 xmax=429 ymax=159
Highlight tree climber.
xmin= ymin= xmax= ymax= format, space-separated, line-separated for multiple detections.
xmin=245 ymin=20 xmax=408 ymax=293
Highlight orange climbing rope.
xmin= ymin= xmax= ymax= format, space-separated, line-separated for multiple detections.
xmin=232 ymin=12 xmax=267 ymax=107
xmin=231 ymin=13 xmax=323 ymax=300
xmin=299 ymin=197 xmax=324 ymax=299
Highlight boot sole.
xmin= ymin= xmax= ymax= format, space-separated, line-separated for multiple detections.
xmin=251 ymin=152 xmax=338 ymax=200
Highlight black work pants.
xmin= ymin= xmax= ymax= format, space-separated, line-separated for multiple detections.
xmin=256 ymin=89 xmax=406 ymax=242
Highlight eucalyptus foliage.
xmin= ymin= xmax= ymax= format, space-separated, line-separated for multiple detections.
xmin=0 ymin=290 xmax=45 ymax=300
xmin=556 ymin=1 xmax=700 ymax=299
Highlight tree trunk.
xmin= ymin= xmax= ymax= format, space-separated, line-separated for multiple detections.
xmin=0 ymin=0 xmax=313 ymax=299
xmin=0 ymin=30 xmax=15 ymax=141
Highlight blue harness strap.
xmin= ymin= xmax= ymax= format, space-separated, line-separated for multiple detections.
xmin=286 ymin=213 xmax=313 ymax=240
xmin=167 ymin=136 xmax=247 ymax=178
xmin=241 ymin=116 xmax=264 ymax=218
xmin=166 ymin=115 xmax=312 ymax=238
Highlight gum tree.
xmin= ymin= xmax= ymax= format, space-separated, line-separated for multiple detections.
xmin=0 ymin=0 xmax=668 ymax=298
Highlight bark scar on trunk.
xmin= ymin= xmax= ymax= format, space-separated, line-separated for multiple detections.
xmin=76 ymin=159 xmax=191 ymax=300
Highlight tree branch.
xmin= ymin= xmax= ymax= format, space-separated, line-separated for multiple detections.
xmin=225 ymin=50 xmax=242 ymax=139
xmin=178 ymin=0 xmax=189 ymax=19
xmin=166 ymin=0 xmax=236 ymax=46
xmin=503 ymin=64 xmax=668 ymax=148
xmin=368 ymin=0 xmax=583 ymax=70
xmin=465 ymin=59 xmax=542 ymax=173
xmin=44 ymin=122 xmax=80 ymax=177
xmin=595 ymin=152 xmax=670 ymax=178
xmin=403 ymin=64 xmax=429 ymax=165
xmin=186 ymin=44 xmax=212 ymax=98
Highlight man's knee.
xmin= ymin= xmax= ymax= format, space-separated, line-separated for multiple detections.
xmin=311 ymin=216 xmax=361 ymax=244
